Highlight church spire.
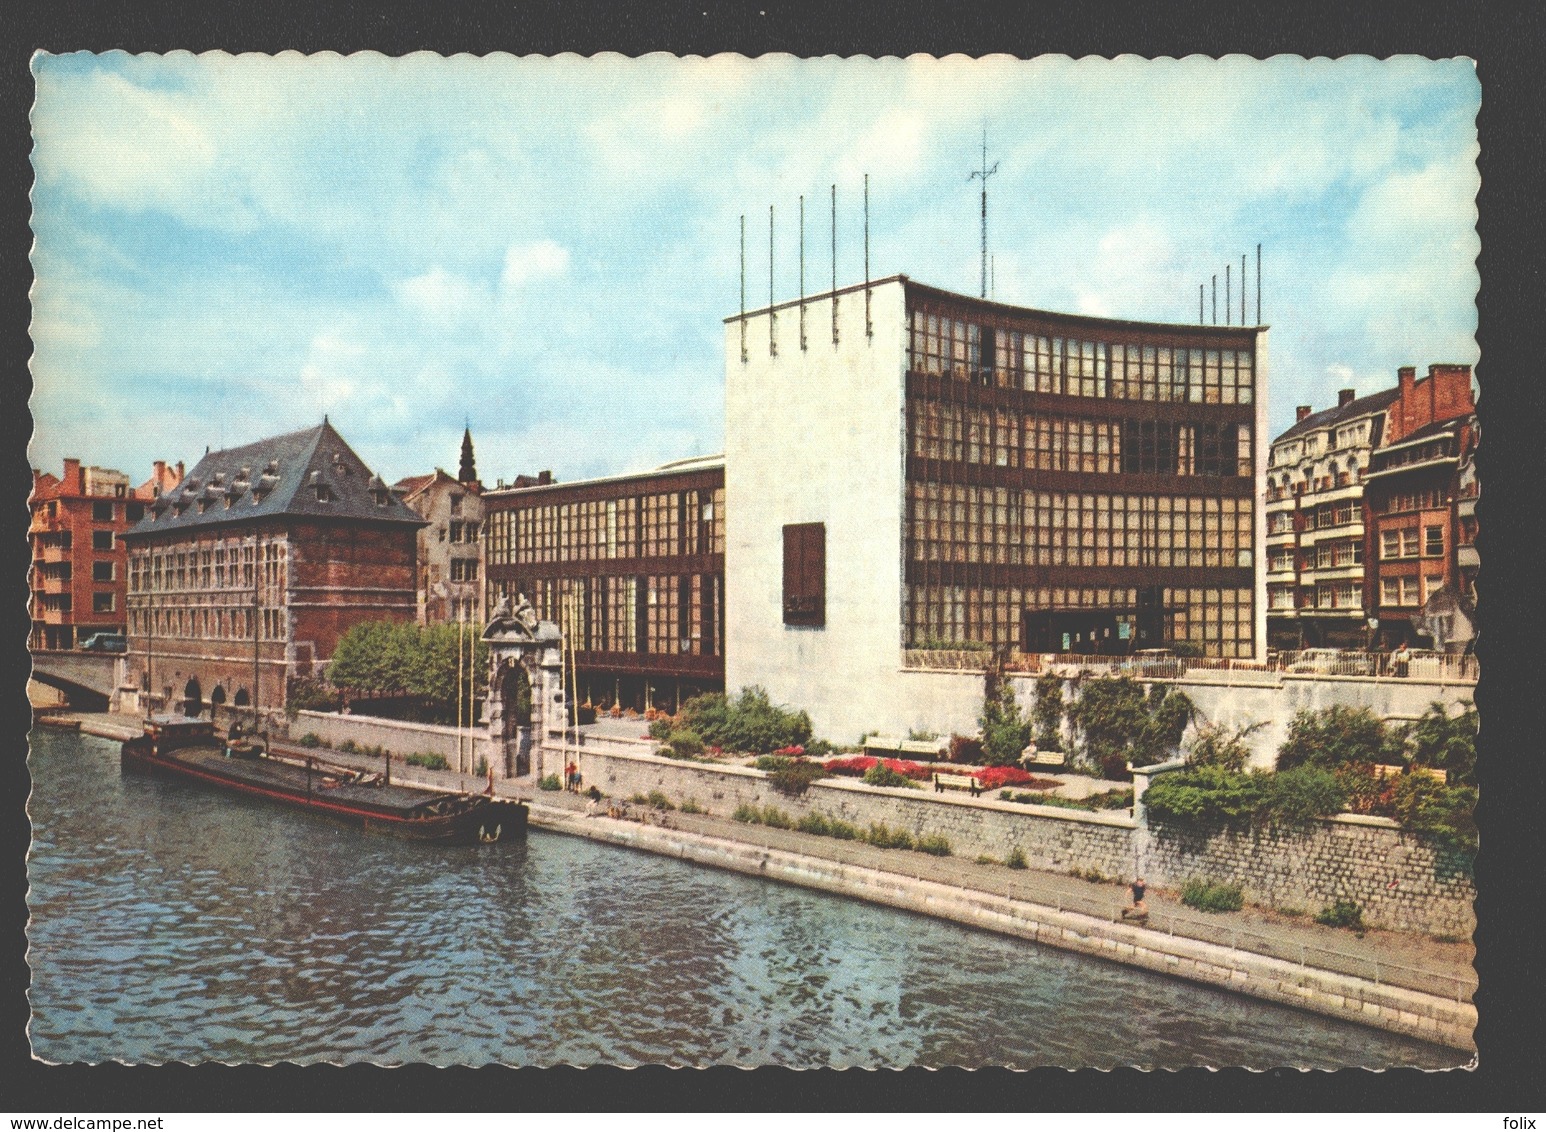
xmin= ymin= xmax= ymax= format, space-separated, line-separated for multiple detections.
xmin=458 ymin=425 xmax=477 ymax=486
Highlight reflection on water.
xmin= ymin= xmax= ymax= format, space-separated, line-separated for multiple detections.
xmin=27 ymin=727 xmax=1462 ymax=1067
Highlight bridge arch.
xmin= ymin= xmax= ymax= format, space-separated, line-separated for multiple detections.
xmin=210 ymin=685 xmax=227 ymax=708
xmin=233 ymin=687 xmax=250 ymax=707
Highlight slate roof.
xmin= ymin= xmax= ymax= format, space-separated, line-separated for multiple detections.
xmin=1274 ymin=387 xmax=1401 ymax=445
xmin=123 ymin=419 xmax=426 ymax=539
xmin=1382 ymin=413 xmax=1475 ymax=448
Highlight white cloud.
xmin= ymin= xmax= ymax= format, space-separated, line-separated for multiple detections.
xmin=500 ymin=240 xmax=570 ymax=290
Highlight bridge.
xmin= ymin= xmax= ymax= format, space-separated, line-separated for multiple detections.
xmin=29 ymin=650 xmax=124 ymax=712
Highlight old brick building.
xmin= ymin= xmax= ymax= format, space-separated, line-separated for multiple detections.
xmin=395 ymin=430 xmax=487 ymax=625
xmin=121 ymin=420 xmax=425 ymax=715
xmin=1363 ymin=364 xmax=1478 ymax=650
xmin=30 ymin=457 xmax=183 ymax=650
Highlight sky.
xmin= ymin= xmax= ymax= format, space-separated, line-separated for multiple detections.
xmin=28 ymin=52 xmax=1480 ymax=488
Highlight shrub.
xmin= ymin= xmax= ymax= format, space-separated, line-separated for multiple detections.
xmin=1315 ymin=898 xmax=1365 ymax=931
xmin=285 ymin=677 xmax=342 ymax=718
xmin=1006 ymin=847 xmax=1028 ymax=870
xmin=1276 ymin=705 xmax=1402 ymax=772
xmin=1004 ymin=788 xmax=1134 ymax=811
xmin=980 ymin=651 xmax=1031 ymax=766
xmin=975 ymin=855 xmax=1000 ymax=866
xmin=768 ymin=759 xmax=829 ymax=797
xmin=948 ymin=734 xmax=984 ymax=764
xmin=1032 ymin=672 xmax=1065 ymax=750
xmin=862 ymin=763 xmax=920 ymax=789
xmin=827 ymin=819 xmax=860 ymax=841
xmin=916 ymin=834 xmax=952 ymax=857
xmin=645 ymin=790 xmax=675 ymax=811
xmin=1187 ymin=720 xmax=1264 ymax=773
xmin=907 ymin=728 xmax=940 ymax=742
xmin=406 ymin=752 xmax=449 ymax=771
xmin=678 ymin=686 xmax=813 ymax=754
xmin=1065 ymin=676 xmax=1194 ymax=776
xmin=1392 ymin=773 xmax=1478 ymax=858
xmin=803 ymin=738 xmax=837 ymax=760
xmin=666 ymin=728 xmax=706 ymax=760
xmin=732 ymin=803 xmax=761 ymax=823
xmin=679 ymin=798 xmax=704 ymax=814
xmin=1181 ymin=878 xmax=1244 ymax=913
xmin=538 ymin=773 xmax=562 ymax=791
xmin=1141 ymin=765 xmax=1346 ymax=830
xmin=1396 ymin=701 xmax=1477 ymax=786
xmin=298 ymin=732 xmax=323 ymax=748
xmin=865 ymin=823 xmax=914 ymax=850
xmin=796 ymin=812 xmax=832 ymax=836
xmin=647 ymin=716 xmax=677 ymax=741
xmin=338 ymin=739 xmax=359 ymax=754
xmin=760 ymin=806 xmax=794 ymax=829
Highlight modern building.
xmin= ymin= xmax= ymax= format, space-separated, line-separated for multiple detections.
xmin=482 ymin=455 xmax=726 ymax=713
xmin=121 ymin=420 xmax=425 ymax=716
xmin=394 ymin=429 xmax=486 ymax=625
xmin=1363 ymin=364 xmax=1478 ymax=651
xmin=29 ymin=457 xmax=183 ymax=650
xmin=724 ymin=275 xmax=1267 ymax=740
xmin=1263 ymin=387 xmax=1400 ymax=649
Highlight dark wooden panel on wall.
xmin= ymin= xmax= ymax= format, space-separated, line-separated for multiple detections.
xmin=782 ymin=522 xmax=826 ymax=627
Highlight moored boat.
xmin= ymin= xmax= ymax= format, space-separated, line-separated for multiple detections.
xmin=121 ymin=715 xmax=527 ymax=844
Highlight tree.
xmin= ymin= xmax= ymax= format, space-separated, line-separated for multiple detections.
xmin=1275 ymin=705 xmax=1402 ymax=772
xmin=979 ymin=650 xmax=1031 ymax=766
xmin=1031 ymin=672 xmax=1065 ymax=750
xmin=1186 ymin=719 xmax=1265 ymax=773
xmin=325 ymin=619 xmax=488 ymax=724
xmin=1396 ymin=701 xmax=1477 ymax=786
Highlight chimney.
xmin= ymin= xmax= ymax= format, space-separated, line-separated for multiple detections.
xmin=63 ymin=458 xmax=81 ymax=493
xmin=175 ymin=461 xmax=185 ymax=483
xmin=1338 ymin=388 xmax=1355 ymax=408
xmin=1296 ymin=405 xmax=1312 ymax=423
xmin=539 ymin=470 xmax=553 ymax=485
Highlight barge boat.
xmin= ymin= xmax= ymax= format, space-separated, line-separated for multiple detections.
xmin=122 ymin=715 xmax=527 ymax=844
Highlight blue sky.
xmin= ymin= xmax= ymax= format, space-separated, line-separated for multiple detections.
xmin=29 ymin=52 xmax=1479 ymax=487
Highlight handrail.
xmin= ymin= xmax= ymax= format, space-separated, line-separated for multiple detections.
xmin=901 ymin=647 xmax=1478 ymax=685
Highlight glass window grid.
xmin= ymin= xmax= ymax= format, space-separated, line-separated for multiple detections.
xmin=909 ymin=308 xmax=1254 ymax=405
xmin=907 ymin=484 xmax=1252 ymax=571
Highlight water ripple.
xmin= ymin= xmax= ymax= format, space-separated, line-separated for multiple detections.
xmin=28 ymin=727 xmax=1461 ymax=1068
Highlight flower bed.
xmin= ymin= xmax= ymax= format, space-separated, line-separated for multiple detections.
xmin=971 ymin=765 xmax=1060 ymax=791
xmin=823 ymin=755 xmax=932 ymax=780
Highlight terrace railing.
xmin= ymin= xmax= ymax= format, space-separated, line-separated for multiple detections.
xmin=901 ymin=647 xmax=1478 ymax=685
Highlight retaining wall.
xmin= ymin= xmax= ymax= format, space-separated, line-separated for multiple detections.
xmin=573 ymin=739 xmax=1474 ymax=937
xmin=292 ymin=709 xmax=494 ymax=769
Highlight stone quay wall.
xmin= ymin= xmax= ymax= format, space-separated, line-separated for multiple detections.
xmin=1142 ymin=814 xmax=1476 ymax=938
xmin=572 ymin=737 xmax=1473 ymax=937
xmin=291 ymin=709 xmax=495 ymax=769
xmin=576 ymin=739 xmax=1138 ymax=879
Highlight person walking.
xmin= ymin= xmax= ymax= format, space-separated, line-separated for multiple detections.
xmin=1121 ymin=876 xmax=1148 ymax=921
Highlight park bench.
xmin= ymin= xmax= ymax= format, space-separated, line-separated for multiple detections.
xmin=933 ymin=772 xmax=982 ymax=797
xmin=1373 ymin=763 xmax=1448 ymax=785
xmin=1021 ymin=744 xmax=1067 ymax=769
xmin=863 ymin=735 xmax=949 ymax=760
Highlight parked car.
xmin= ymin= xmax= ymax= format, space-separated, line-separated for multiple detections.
xmin=1286 ymin=648 xmax=1375 ymax=676
xmin=1125 ymin=648 xmax=1185 ymax=678
xmin=79 ymin=632 xmax=127 ymax=653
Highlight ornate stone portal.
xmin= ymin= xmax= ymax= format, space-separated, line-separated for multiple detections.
xmin=482 ymin=594 xmax=567 ymax=781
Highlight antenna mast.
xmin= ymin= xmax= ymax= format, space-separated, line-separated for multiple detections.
xmin=968 ymin=128 xmax=999 ymax=299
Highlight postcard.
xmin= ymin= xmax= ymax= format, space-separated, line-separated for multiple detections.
xmin=26 ymin=51 xmax=1479 ymax=1073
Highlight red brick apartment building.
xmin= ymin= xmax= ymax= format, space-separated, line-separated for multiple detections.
xmin=1362 ymin=364 xmax=1478 ymax=650
xmin=121 ymin=420 xmax=425 ymax=715
xmin=30 ymin=457 xmax=183 ymax=650
xmin=482 ymin=455 xmax=725 ymax=713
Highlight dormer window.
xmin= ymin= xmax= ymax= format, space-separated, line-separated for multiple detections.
xmin=314 ymin=484 xmax=334 ymax=502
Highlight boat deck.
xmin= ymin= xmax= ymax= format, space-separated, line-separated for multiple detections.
xmin=174 ymin=746 xmax=459 ymax=813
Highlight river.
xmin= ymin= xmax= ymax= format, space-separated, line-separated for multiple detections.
xmin=26 ymin=727 xmax=1461 ymax=1068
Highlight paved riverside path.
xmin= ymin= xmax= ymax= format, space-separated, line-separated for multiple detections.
xmin=47 ymin=710 xmax=1474 ymax=1005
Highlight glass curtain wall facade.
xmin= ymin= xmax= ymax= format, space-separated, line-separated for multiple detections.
xmin=903 ymin=284 xmax=1260 ymax=658
xmin=484 ymin=462 xmax=726 ymax=712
